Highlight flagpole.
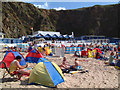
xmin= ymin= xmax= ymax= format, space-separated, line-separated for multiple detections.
xmin=31 ymin=27 xmax=34 ymax=35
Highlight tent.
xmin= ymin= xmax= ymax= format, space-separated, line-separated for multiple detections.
xmin=25 ymin=49 xmax=45 ymax=63
xmin=94 ymin=48 xmax=102 ymax=54
xmin=88 ymin=49 xmax=96 ymax=58
xmin=0 ymin=50 xmax=26 ymax=68
xmin=28 ymin=62 xmax=65 ymax=87
xmin=37 ymin=58 xmax=49 ymax=63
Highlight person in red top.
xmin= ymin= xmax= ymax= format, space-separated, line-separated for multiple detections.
xmin=78 ymin=44 xmax=82 ymax=47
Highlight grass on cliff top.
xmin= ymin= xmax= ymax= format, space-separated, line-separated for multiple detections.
xmin=72 ymin=3 xmax=119 ymax=11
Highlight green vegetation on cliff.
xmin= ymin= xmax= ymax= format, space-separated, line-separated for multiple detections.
xmin=2 ymin=2 xmax=120 ymax=38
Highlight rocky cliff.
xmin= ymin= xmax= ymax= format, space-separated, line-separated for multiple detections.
xmin=2 ymin=2 xmax=120 ymax=38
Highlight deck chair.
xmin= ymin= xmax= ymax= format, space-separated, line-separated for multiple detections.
xmin=1 ymin=61 xmax=30 ymax=79
xmin=1 ymin=61 xmax=18 ymax=79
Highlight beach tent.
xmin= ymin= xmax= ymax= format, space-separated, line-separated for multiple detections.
xmin=0 ymin=50 xmax=26 ymax=68
xmin=28 ymin=61 xmax=65 ymax=87
xmin=88 ymin=49 xmax=96 ymax=58
xmin=25 ymin=49 xmax=44 ymax=63
xmin=94 ymin=48 xmax=102 ymax=54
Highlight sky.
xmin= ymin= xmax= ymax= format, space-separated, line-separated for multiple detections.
xmin=3 ymin=0 xmax=119 ymax=10
xmin=29 ymin=2 xmax=119 ymax=10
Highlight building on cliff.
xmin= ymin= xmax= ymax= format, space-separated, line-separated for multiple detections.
xmin=22 ymin=31 xmax=74 ymax=43
xmin=0 ymin=32 xmax=5 ymax=38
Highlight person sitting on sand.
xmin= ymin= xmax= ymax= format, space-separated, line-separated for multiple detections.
xmin=9 ymin=56 xmax=32 ymax=80
xmin=59 ymin=57 xmax=70 ymax=70
xmin=70 ymin=58 xmax=81 ymax=71
xmin=104 ymin=52 xmax=117 ymax=66
xmin=108 ymin=52 xmax=116 ymax=66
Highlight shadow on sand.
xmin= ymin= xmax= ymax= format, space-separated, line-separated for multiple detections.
xmin=2 ymin=77 xmax=18 ymax=83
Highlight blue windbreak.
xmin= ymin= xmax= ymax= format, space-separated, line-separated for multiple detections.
xmin=12 ymin=52 xmax=26 ymax=66
xmin=44 ymin=62 xmax=64 ymax=86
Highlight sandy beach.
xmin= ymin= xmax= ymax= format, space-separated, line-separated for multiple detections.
xmin=0 ymin=52 xmax=119 ymax=88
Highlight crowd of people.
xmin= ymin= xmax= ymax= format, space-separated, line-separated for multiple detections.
xmin=1 ymin=42 xmax=120 ymax=79
xmin=59 ymin=43 xmax=120 ymax=73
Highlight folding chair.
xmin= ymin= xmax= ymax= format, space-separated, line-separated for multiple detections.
xmin=1 ymin=61 xmax=18 ymax=79
xmin=1 ymin=62 xmax=30 ymax=79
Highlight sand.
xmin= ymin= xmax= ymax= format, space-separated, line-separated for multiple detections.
xmin=0 ymin=52 xmax=119 ymax=88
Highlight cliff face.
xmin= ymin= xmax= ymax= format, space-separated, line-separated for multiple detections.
xmin=2 ymin=2 xmax=120 ymax=38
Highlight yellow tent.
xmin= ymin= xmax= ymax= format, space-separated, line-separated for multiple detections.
xmin=88 ymin=49 xmax=96 ymax=58
xmin=28 ymin=62 xmax=65 ymax=87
